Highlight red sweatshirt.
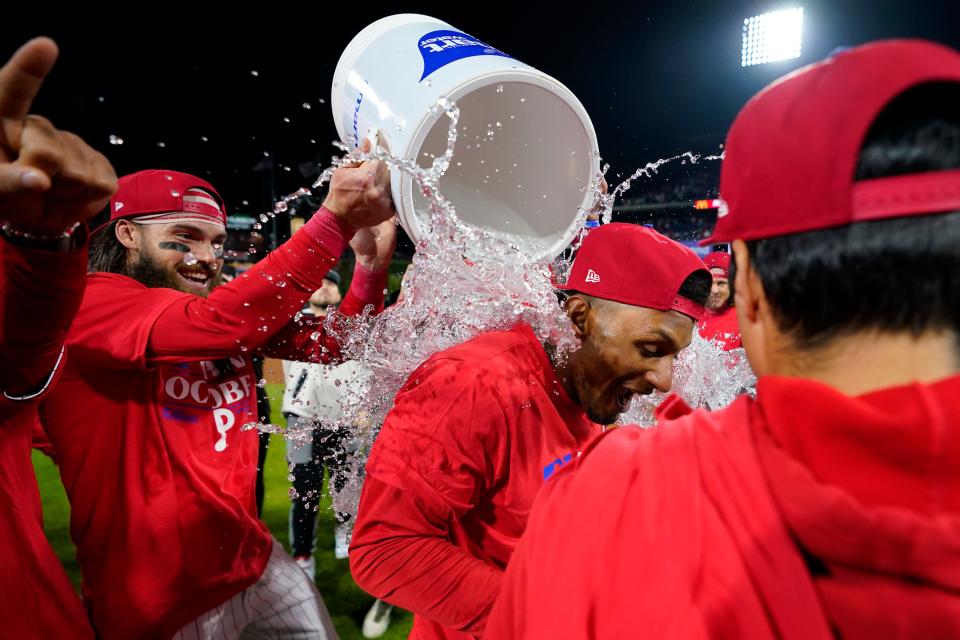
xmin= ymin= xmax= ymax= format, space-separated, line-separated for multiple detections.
xmin=350 ymin=323 xmax=601 ymax=639
xmin=698 ymin=305 xmax=741 ymax=351
xmin=0 ymin=236 xmax=95 ymax=638
xmin=38 ymin=210 xmax=386 ymax=639
xmin=489 ymin=374 xmax=960 ymax=638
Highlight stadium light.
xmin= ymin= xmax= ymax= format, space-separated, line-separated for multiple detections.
xmin=741 ymin=8 xmax=804 ymax=67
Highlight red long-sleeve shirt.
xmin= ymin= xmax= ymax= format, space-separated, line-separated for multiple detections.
xmin=489 ymin=374 xmax=960 ymax=638
xmin=39 ymin=209 xmax=386 ymax=639
xmin=0 ymin=234 xmax=95 ymax=639
xmin=350 ymin=323 xmax=601 ymax=639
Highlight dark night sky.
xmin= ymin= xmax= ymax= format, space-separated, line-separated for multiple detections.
xmin=5 ymin=1 xmax=960 ymax=233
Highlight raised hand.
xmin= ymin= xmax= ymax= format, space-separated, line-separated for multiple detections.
xmin=0 ymin=38 xmax=117 ymax=237
xmin=350 ymin=215 xmax=398 ymax=273
xmin=323 ymin=138 xmax=395 ymax=229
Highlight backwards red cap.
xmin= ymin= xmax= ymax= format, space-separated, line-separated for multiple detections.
xmin=563 ymin=223 xmax=709 ymax=321
xmin=706 ymin=39 xmax=960 ymax=245
xmin=99 ymin=170 xmax=227 ymax=233
xmin=703 ymin=251 xmax=731 ymax=277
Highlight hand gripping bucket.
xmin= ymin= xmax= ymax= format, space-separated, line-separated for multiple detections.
xmin=331 ymin=14 xmax=600 ymax=261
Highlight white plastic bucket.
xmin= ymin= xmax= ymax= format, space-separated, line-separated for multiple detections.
xmin=331 ymin=14 xmax=600 ymax=261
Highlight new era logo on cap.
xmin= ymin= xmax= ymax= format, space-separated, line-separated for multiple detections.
xmin=564 ymin=223 xmax=709 ymax=321
xmin=115 ymin=201 xmax=124 ymax=211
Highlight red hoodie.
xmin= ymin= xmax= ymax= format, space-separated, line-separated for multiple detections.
xmin=350 ymin=323 xmax=601 ymax=639
xmin=0 ymin=237 xmax=95 ymax=639
xmin=39 ymin=210 xmax=386 ymax=639
xmin=489 ymin=374 xmax=960 ymax=638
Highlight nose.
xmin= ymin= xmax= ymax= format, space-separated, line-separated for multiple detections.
xmin=644 ymin=356 xmax=675 ymax=393
xmin=193 ymin=242 xmax=220 ymax=266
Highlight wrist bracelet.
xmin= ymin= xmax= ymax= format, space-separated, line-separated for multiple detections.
xmin=0 ymin=221 xmax=81 ymax=242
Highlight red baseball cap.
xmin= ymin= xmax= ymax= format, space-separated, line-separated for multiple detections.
xmin=97 ymin=170 xmax=227 ymax=234
xmin=703 ymin=251 xmax=731 ymax=278
xmin=706 ymin=40 xmax=960 ymax=245
xmin=562 ymin=223 xmax=709 ymax=321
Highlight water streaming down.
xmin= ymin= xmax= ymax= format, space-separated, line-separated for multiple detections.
xmin=241 ymin=96 xmax=752 ymax=518
xmin=620 ymin=336 xmax=756 ymax=427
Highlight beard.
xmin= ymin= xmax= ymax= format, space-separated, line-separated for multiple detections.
xmin=707 ymin=291 xmax=729 ymax=312
xmin=125 ymin=251 xmax=221 ymax=298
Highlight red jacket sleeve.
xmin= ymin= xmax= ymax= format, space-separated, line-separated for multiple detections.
xmin=349 ymin=357 xmax=508 ymax=635
xmin=0 ymin=230 xmax=88 ymax=409
xmin=259 ymin=261 xmax=390 ymax=362
xmin=144 ymin=209 xmax=355 ymax=365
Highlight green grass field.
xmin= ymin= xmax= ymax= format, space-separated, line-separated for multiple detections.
xmin=32 ymin=383 xmax=412 ymax=639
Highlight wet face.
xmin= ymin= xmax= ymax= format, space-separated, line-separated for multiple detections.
xmin=120 ymin=221 xmax=226 ymax=297
xmin=707 ymin=268 xmax=730 ymax=311
xmin=566 ymin=298 xmax=695 ymax=424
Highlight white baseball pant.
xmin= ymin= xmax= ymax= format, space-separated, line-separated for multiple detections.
xmin=174 ymin=538 xmax=337 ymax=639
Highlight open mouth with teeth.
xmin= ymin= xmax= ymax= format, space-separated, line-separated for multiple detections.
xmin=177 ymin=269 xmax=211 ymax=291
xmin=616 ymin=387 xmax=636 ymax=413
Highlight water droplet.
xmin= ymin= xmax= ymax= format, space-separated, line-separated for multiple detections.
xmin=486 ymin=129 xmax=495 ymax=136
xmin=496 ymin=84 xmax=504 ymax=93
xmin=157 ymin=141 xmax=166 ymax=148
xmin=520 ymin=97 xmax=526 ymax=103
xmin=98 ymin=96 xmax=105 ymax=103
xmin=108 ymin=135 xmax=124 ymax=145
xmin=242 ymin=200 xmax=249 ymax=206
xmin=250 ymin=70 xmax=259 ymax=76
xmin=302 ymin=102 xmax=311 ymax=110
xmin=201 ymin=136 xmax=209 ymax=142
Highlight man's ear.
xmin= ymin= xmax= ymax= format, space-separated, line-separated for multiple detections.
xmin=565 ymin=295 xmax=593 ymax=340
xmin=732 ymin=240 xmax=762 ymax=324
xmin=115 ymin=219 xmax=141 ymax=251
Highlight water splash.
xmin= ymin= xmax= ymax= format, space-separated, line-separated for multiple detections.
xmin=240 ymin=95 xmax=734 ymax=519
xmin=620 ymin=334 xmax=756 ymax=427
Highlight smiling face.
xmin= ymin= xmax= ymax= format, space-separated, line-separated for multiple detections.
xmin=117 ymin=219 xmax=226 ymax=297
xmin=707 ymin=267 xmax=730 ymax=311
xmin=564 ymin=296 xmax=695 ymax=424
